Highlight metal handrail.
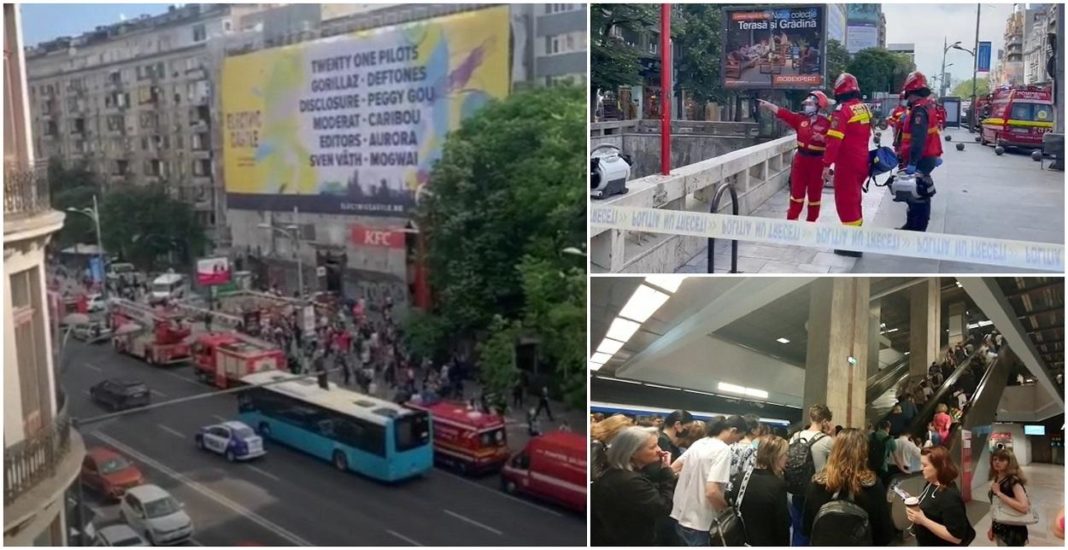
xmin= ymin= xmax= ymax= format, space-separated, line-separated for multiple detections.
xmin=707 ymin=183 xmax=739 ymax=273
xmin=3 ymin=164 xmax=51 ymax=218
xmin=4 ymin=391 xmax=72 ymax=505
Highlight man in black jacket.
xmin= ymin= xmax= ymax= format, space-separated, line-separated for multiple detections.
xmin=657 ymin=410 xmax=695 ymax=463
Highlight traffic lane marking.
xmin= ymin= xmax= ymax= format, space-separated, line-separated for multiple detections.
xmin=90 ymin=431 xmax=314 ymax=546
xmin=84 ymin=363 xmax=102 ymax=372
xmin=438 ymin=470 xmax=564 ymax=517
xmin=212 ymin=414 xmax=228 ymax=423
xmin=443 ymin=509 xmax=503 ymax=536
xmin=151 ymin=389 xmax=167 ymax=398
xmin=386 ymin=530 xmax=422 ymax=546
xmin=158 ymin=424 xmax=185 ymax=439
xmin=247 ymin=465 xmax=280 ymax=482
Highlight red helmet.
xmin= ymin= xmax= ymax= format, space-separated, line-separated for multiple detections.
xmin=833 ymin=73 xmax=860 ymax=96
xmin=902 ymin=71 xmax=929 ymax=95
xmin=808 ymin=90 xmax=829 ymax=110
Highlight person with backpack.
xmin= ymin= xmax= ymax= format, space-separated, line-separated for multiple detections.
xmin=907 ymin=446 xmax=975 ymax=546
xmin=727 ymin=435 xmax=790 ymax=546
xmin=868 ymin=420 xmax=896 ymax=486
xmin=988 ymin=448 xmax=1031 ymax=546
xmin=785 ymin=404 xmax=836 ymax=546
xmin=932 ymin=403 xmax=952 ymax=445
xmin=802 ymin=428 xmax=894 ymax=546
xmin=669 ymin=415 xmax=748 ymax=546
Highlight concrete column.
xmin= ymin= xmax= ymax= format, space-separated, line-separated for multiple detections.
xmin=868 ymin=301 xmax=882 ymax=373
xmin=804 ymin=278 xmax=871 ymax=428
xmin=909 ymin=278 xmax=942 ymax=376
xmin=947 ymin=302 xmax=967 ymax=347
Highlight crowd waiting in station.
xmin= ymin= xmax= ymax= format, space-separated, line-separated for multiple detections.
xmin=590 ymin=402 xmax=1064 ymax=546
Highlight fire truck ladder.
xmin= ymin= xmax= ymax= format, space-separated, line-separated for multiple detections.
xmin=171 ymin=302 xmax=243 ymax=329
xmin=108 ymin=298 xmax=173 ymax=326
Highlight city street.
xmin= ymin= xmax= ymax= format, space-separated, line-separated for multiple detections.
xmin=62 ymin=340 xmax=585 ymax=546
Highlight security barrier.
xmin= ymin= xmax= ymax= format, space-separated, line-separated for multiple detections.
xmin=590 ymin=205 xmax=1064 ymax=272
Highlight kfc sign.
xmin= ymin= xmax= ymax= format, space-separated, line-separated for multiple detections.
xmin=351 ymin=226 xmax=405 ymax=248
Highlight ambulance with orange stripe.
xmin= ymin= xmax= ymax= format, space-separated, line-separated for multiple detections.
xmin=404 ymin=398 xmax=510 ymax=474
xmin=980 ymin=86 xmax=1054 ymax=151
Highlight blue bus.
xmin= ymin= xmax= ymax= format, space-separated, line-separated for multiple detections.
xmin=238 ymin=371 xmax=432 ymax=482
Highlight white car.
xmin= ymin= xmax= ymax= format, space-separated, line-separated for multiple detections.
xmin=87 ymin=293 xmax=107 ymax=313
xmin=93 ymin=524 xmax=148 ymax=546
xmin=194 ymin=420 xmax=266 ymax=461
xmin=119 ymin=485 xmax=193 ymax=546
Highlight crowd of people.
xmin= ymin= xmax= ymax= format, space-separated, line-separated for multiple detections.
xmin=590 ymin=403 xmax=1060 ymax=547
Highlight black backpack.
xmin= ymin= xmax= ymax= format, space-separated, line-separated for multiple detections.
xmin=868 ymin=432 xmax=891 ymax=474
xmin=810 ymin=489 xmax=872 ymax=546
xmin=784 ymin=432 xmax=826 ymax=495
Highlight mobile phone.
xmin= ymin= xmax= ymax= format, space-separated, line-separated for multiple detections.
xmin=892 ymin=485 xmax=912 ymax=501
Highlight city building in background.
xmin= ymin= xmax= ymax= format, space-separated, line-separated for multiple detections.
xmin=4 ymin=4 xmax=85 ymax=546
xmin=1023 ymin=4 xmax=1054 ymax=86
xmin=845 ymin=3 xmax=884 ymax=54
xmin=22 ymin=3 xmax=586 ymax=313
xmin=825 ymin=3 xmax=846 ymax=47
xmin=993 ymin=4 xmax=1025 ymax=86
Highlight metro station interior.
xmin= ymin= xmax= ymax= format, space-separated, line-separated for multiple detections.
xmin=590 ymin=276 xmax=1064 ymax=546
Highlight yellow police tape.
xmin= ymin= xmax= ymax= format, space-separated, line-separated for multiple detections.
xmin=589 ymin=206 xmax=1064 ymax=272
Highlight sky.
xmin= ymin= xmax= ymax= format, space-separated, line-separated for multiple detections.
xmin=19 ymin=3 xmax=171 ymax=47
xmin=883 ymin=3 xmax=1016 ymax=91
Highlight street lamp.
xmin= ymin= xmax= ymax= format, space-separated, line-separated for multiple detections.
xmin=257 ymin=221 xmax=303 ymax=297
xmin=940 ymin=38 xmax=976 ymax=97
xmin=66 ymin=195 xmax=106 ymax=298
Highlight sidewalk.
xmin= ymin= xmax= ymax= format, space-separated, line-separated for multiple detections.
xmin=677 ymin=127 xmax=1064 ymax=274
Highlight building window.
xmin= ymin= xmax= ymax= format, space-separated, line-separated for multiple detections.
xmin=193 ymin=24 xmax=207 ymax=42
xmin=11 ymin=267 xmax=50 ymax=437
xmin=546 ymin=4 xmax=575 ymax=15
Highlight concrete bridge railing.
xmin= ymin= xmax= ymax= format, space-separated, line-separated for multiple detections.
xmin=590 ymin=135 xmax=797 ymax=273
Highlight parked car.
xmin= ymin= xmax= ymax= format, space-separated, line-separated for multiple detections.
xmin=93 ymin=524 xmax=148 ymax=546
xmin=195 ymin=421 xmax=266 ymax=461
xmin=73 ymin=321 xmax=112 ymax=343
xmin=87 ymin=293 xmax=107 ymax=313
xmin=119 ymin=485 xmax=193 ymax=546
xmin=89 ymin=379 xmax=150 ymax=412
xmin=82 ymin=447 xmax=145 ymax=500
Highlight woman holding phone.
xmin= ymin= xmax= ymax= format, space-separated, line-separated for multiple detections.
xmin=591 ymin=426 xmax=677 ymax=546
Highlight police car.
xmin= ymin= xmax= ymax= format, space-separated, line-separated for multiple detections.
xmin=194 ymin=421 xmax=265 ymax=461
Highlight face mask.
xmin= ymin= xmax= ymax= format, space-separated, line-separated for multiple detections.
xmin=803 ymin=104 xmax=817 ymax=115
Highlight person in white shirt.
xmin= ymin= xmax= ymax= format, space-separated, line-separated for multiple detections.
xmin=890 ymin=433 xmax=922 ymax=476
xmin=669 ymin=415 xmax=749 ymax=546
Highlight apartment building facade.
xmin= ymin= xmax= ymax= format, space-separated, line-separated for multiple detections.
xmin=4 ymin=5 xmax=85 ymax=546
xmin=23 ymin=4 xmax=268 ymax=243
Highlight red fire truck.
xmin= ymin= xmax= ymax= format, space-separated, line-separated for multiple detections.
xmin=109 ymin=298 xmax=191 ymax=366
xmin=191 ymin=332 xmax=285 ymax=389
xmin=980 ymin=86 xmax=1054 ymax=150
xmin=405 ymin=398 xmax=510 ymax=474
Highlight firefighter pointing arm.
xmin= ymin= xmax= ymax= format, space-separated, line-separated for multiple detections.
xmin=758 ymin=91 xmax=831 ymax=222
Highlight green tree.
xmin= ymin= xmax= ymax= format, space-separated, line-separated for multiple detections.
xmin=847 ymin=48 xmax=913 ymax=97
xmin=415 ymin=85 xmax=585 ymax=346
xmin=591 ymin=4 xmax=657 ymax=93
xmin=98 ymin=184 xmax=206 ymax=270
xmin=47 ymin=157 xmax=102 ymax=248
xmin=952 ymin=78 xmax=990 ymax=99
xmin=825 ymin=39 xmax=851 ymax=85
xmin=476 ymin=315 xmax=521 ymax=413
xmin=673 ymin=4 xmax=726 ymax=105
xmin=518 ymin=257 xmax=586 ymax=409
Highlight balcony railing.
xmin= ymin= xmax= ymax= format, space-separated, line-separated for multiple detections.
xmin=4 ymin=392 xmax=72 ymax=505
xmin=3 ymin=164 xmax=51 ymax=219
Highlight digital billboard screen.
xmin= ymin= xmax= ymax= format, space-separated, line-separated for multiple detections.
xmin=722 ymin=6 xmax=826 ymax=90
xmin=221 ymin=7 xmax=510 ymax=216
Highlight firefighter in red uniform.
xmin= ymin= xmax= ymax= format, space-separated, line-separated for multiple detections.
xmin=887 ymin=96 xmax=909 ymax=134
xmin=934 ymin=102 xmax=948 ymax=131
xmin=898 ymin=71 xmax=943 ymax=231
xmin=758 ymin=91 xmax=832 ymax=222
xmin=823 ymin=73 xmax=872 ymax=256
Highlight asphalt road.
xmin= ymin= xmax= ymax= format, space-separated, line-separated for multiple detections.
xmin=62 ymin=340 xmax=586 ymax=546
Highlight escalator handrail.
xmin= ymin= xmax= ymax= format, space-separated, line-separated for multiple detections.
xmin=907 ymin=337 xmax=985 ymax=435
xmin=866 ymin=339 xmax=961 ymax=400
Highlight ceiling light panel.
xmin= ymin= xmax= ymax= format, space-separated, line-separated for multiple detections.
xmin=618 ymin=284 xmax=670 ymax=323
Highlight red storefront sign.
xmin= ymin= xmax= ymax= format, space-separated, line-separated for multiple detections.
xmin=351 ymin=226 xmax=405 ymax=248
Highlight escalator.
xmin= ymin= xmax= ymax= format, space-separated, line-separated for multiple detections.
xmin=865 ymin=356 xmax=915 ymax=423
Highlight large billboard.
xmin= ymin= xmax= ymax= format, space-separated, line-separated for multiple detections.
xmin=846 ymin=4 xmax=881 ymax=26
xmin=722 ymin=6 xmax=826 ymax=90
xmin=846 ymin=25 xmax=879 ymax=54
xmin=222 ymin=7 xmax=510 ymax=216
